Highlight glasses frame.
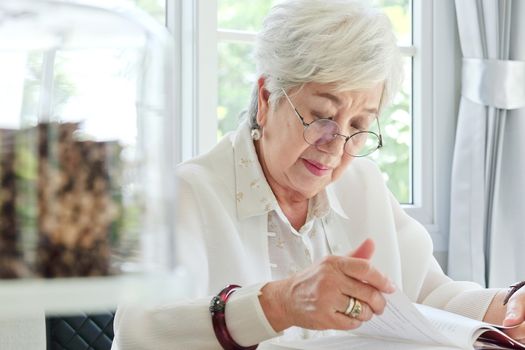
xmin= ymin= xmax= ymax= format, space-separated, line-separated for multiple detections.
xmin=281 ymin=88 xmax=383 ymax=157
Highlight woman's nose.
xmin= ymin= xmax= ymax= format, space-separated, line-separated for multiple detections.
xmin=315 ymin=134 xmax=346 ymax=156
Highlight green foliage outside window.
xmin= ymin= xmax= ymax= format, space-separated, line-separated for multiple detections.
xmin=131 ymin=0 xmax=165 ymax=24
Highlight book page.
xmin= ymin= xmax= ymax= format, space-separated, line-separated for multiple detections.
xmin=352 ymin=289 xmax=461 ymax=348
xmin=415 ymin=303 xmax=485 ymax=349
xmin=416 ymin=303 xmax=525 ymax=349
xmin=261 ymin=289 xmax=525 ymax=350
xmin=259 ymin=334 xmax=461 ymax=350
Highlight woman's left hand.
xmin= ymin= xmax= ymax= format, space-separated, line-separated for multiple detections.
xmin=502 ymin=286 xmax=525 ymax=342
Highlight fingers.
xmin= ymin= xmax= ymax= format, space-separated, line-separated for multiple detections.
xmin=342 ymin=239 xmax=395 ymax=295
xmin=331 ymin=312 xmax=363 ymax=330
xmin=348 ymin=299 xmax=374 ymax=322
xmin=330 ymin=299 xmax=374 ymax=330
xmin=334 ymin=294 xmax=376 ymax=320
xmin=503 ymin=298 xmax=525 ymax=327
xmin=349 ymin=239 xmax=375 ymax=260
xmin=342 ymin=280 xmax=388 ymax=315
xmin=337 ymin=256 xmax=395 ymax=294
xmin=281 ymin=241 xmax=395 ymax=332
xmin=503 ymin=323 xmax=525 ymax=341
xmin=331 ymin=276 xmax=386 ymax=315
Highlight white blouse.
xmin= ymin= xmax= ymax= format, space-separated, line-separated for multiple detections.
xmin=267 ymin=185 xmax=333 ymax=281
xmin=267 ymin=192 xmax=333 ymax=341
xmin=112 ymin=120 xmax=499 ymax=350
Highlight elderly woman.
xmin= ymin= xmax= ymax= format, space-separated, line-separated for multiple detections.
xmin=113 ymin=0 xmax=525 ymax=349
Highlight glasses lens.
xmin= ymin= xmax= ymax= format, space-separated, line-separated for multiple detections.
xmin=345 ymin=132 xmax=380 ymax=157
xmin=304 ymin=119 xmax=339 ymax=146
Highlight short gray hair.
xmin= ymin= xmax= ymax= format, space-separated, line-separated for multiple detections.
xmin=247 ymin=0 xmax=403 ymax=129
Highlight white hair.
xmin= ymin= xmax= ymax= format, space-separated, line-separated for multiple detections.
xmin=248 ymin=0 xmax=403 ymax=129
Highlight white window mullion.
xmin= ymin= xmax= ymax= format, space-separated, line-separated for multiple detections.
xmin=167 ymin=0 xmax=217 ymax=162
xmin=406 ymin=0 xmax=433 ymax=220
xmin=404 ymin=0 xmax=449 ymax=252
xmin=217 ymin=29 xmax=257 ymax=43
xmin=166 ymin=0 xmax=182 ymax=164
xmin=195 ymin=0 xmax=217 ymax=155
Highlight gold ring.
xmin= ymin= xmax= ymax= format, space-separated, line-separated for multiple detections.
xmin=346 ymin=298 xmax=362 ymax=318
xmin=349 ymin=299 xmax=362 ymax=318
xmin=344 ymin=297 xmax=356 ymax=316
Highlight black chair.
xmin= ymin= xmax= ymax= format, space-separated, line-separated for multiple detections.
xmin=45 ymin=312 xmax=114 ymax=350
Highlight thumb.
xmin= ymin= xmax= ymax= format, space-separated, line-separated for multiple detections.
xmin=349 ymin=238 xmax=375 ymax=260
xmin=503 ymin=301 xmax=525 ymax=327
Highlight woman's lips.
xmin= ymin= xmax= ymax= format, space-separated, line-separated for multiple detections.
xmin=302 ymin=159 xmax=331 ymax=177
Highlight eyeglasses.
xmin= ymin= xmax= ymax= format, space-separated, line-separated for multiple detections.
xmin=281 ymin=88 xmax=383 ymax=157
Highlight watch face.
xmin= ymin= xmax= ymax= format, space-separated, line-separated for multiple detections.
xmin=209 ymin=295 xmax=226 ymax=314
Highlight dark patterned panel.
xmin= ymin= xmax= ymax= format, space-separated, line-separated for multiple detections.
xmin=46 ymin=312 xmax=114 ymax=350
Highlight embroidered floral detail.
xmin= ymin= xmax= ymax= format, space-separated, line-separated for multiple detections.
xmin=304 ymin=248 xmax=311 ymax=259
xmin=250 ymin=179 xmax=260 ymax=189
xmin=236 ymin=192 xmax=244 ymax=202
xmin=268 ymin=216 xmax=278 ymax=232
xmin=239 ymin=158 xmax=253 ymax=168
xmin=264 ymin=203 xmax=273 ymax=212
xmin=275 ymin=237 xmax=285 ymax=249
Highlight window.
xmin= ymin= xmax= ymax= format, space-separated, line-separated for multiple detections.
xmin=6 ymin=0 xmax=449 ymax=251
xmin=217 ymin=0 xmax=414 ymax=204
xmin=1 ymin=0 xmax=168 ymax=134
xmin=168 ymin=0 xmax=450 ymax=251
xmin=128 ymin=0 xmax=166 ymax=24
xmin=100 ymin=0 xmax=449 ymax=254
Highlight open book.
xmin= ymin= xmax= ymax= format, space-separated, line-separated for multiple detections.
xmin=260 ymin=289 xmax=525 ymax=350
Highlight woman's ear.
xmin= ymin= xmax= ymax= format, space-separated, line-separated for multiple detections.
xmin=256 ymin=76 xmax=270 ymax=127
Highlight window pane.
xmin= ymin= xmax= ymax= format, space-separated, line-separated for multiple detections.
xmin=218 ymin=0 xmax=274 ymax=32
xmin=219 ymin=0 xmax=411 ymax=46
xmin=126 ymin=0 xmax=166 ymax=24
xmin=217 ymin=42 xmax=256 ymax=140
xmin=217 ymin=1 xmax=413 ymax=204
xmin=372 ymin=0 xmax=412 ymax=46
xmin=370 ymin=57 xmax=412 ymax=204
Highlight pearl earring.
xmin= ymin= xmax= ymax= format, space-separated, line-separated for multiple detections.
xmin=251 ymin=128 xmax=262 ymax=141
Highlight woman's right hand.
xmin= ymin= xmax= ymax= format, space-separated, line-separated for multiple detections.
xmin=259 ymin=239 xmax=396 ymax=332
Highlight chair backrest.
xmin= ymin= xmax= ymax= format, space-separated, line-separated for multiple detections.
xmin=45 ymin=312 xmax=114 ymax=350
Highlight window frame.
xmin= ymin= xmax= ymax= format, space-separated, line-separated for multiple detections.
xmin=167 ymin=0 xmax=458 ymax=252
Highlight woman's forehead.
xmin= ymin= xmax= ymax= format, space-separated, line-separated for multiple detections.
xmin=300 ymin=84 xmax=382 ymax=112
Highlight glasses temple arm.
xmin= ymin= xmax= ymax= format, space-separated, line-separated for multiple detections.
xmin=376 ymin=116 xmax=383 ymax=147
xmin=281 ymin=88 xmax=309 ymax=127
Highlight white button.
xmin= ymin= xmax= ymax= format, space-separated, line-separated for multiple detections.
xmin=267 ymin=232 xmax=276 ymax=237
xmin=270 ymin=263 xmax=278 ymax=268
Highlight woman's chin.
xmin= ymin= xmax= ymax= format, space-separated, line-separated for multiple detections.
xmin=293 ymin=178 xmax=330 ymax=198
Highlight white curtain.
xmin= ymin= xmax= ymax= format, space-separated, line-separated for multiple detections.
xmin=448 ymin=0 xmax=525 ymax=288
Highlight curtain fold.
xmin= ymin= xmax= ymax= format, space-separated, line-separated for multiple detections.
xmin=449 ymin=0 xmax=525 ymax=287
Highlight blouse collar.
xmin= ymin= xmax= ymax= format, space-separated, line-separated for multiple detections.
xmin=232 ymin=120 xmax=349 ymax=221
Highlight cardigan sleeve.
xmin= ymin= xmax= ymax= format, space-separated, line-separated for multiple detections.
xmin=417 ymin=258 xmax=499 ymax=321
xmin=112 ymin=175 xmax=280 ymax=350
xmin=387 ymin=190 xmax=499 ymax=321
xmin=112 ymin=283 xmax=279 ymax=350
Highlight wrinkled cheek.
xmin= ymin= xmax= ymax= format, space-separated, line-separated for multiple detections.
xmin=332 ymin=158 xmax=353 ymax=182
